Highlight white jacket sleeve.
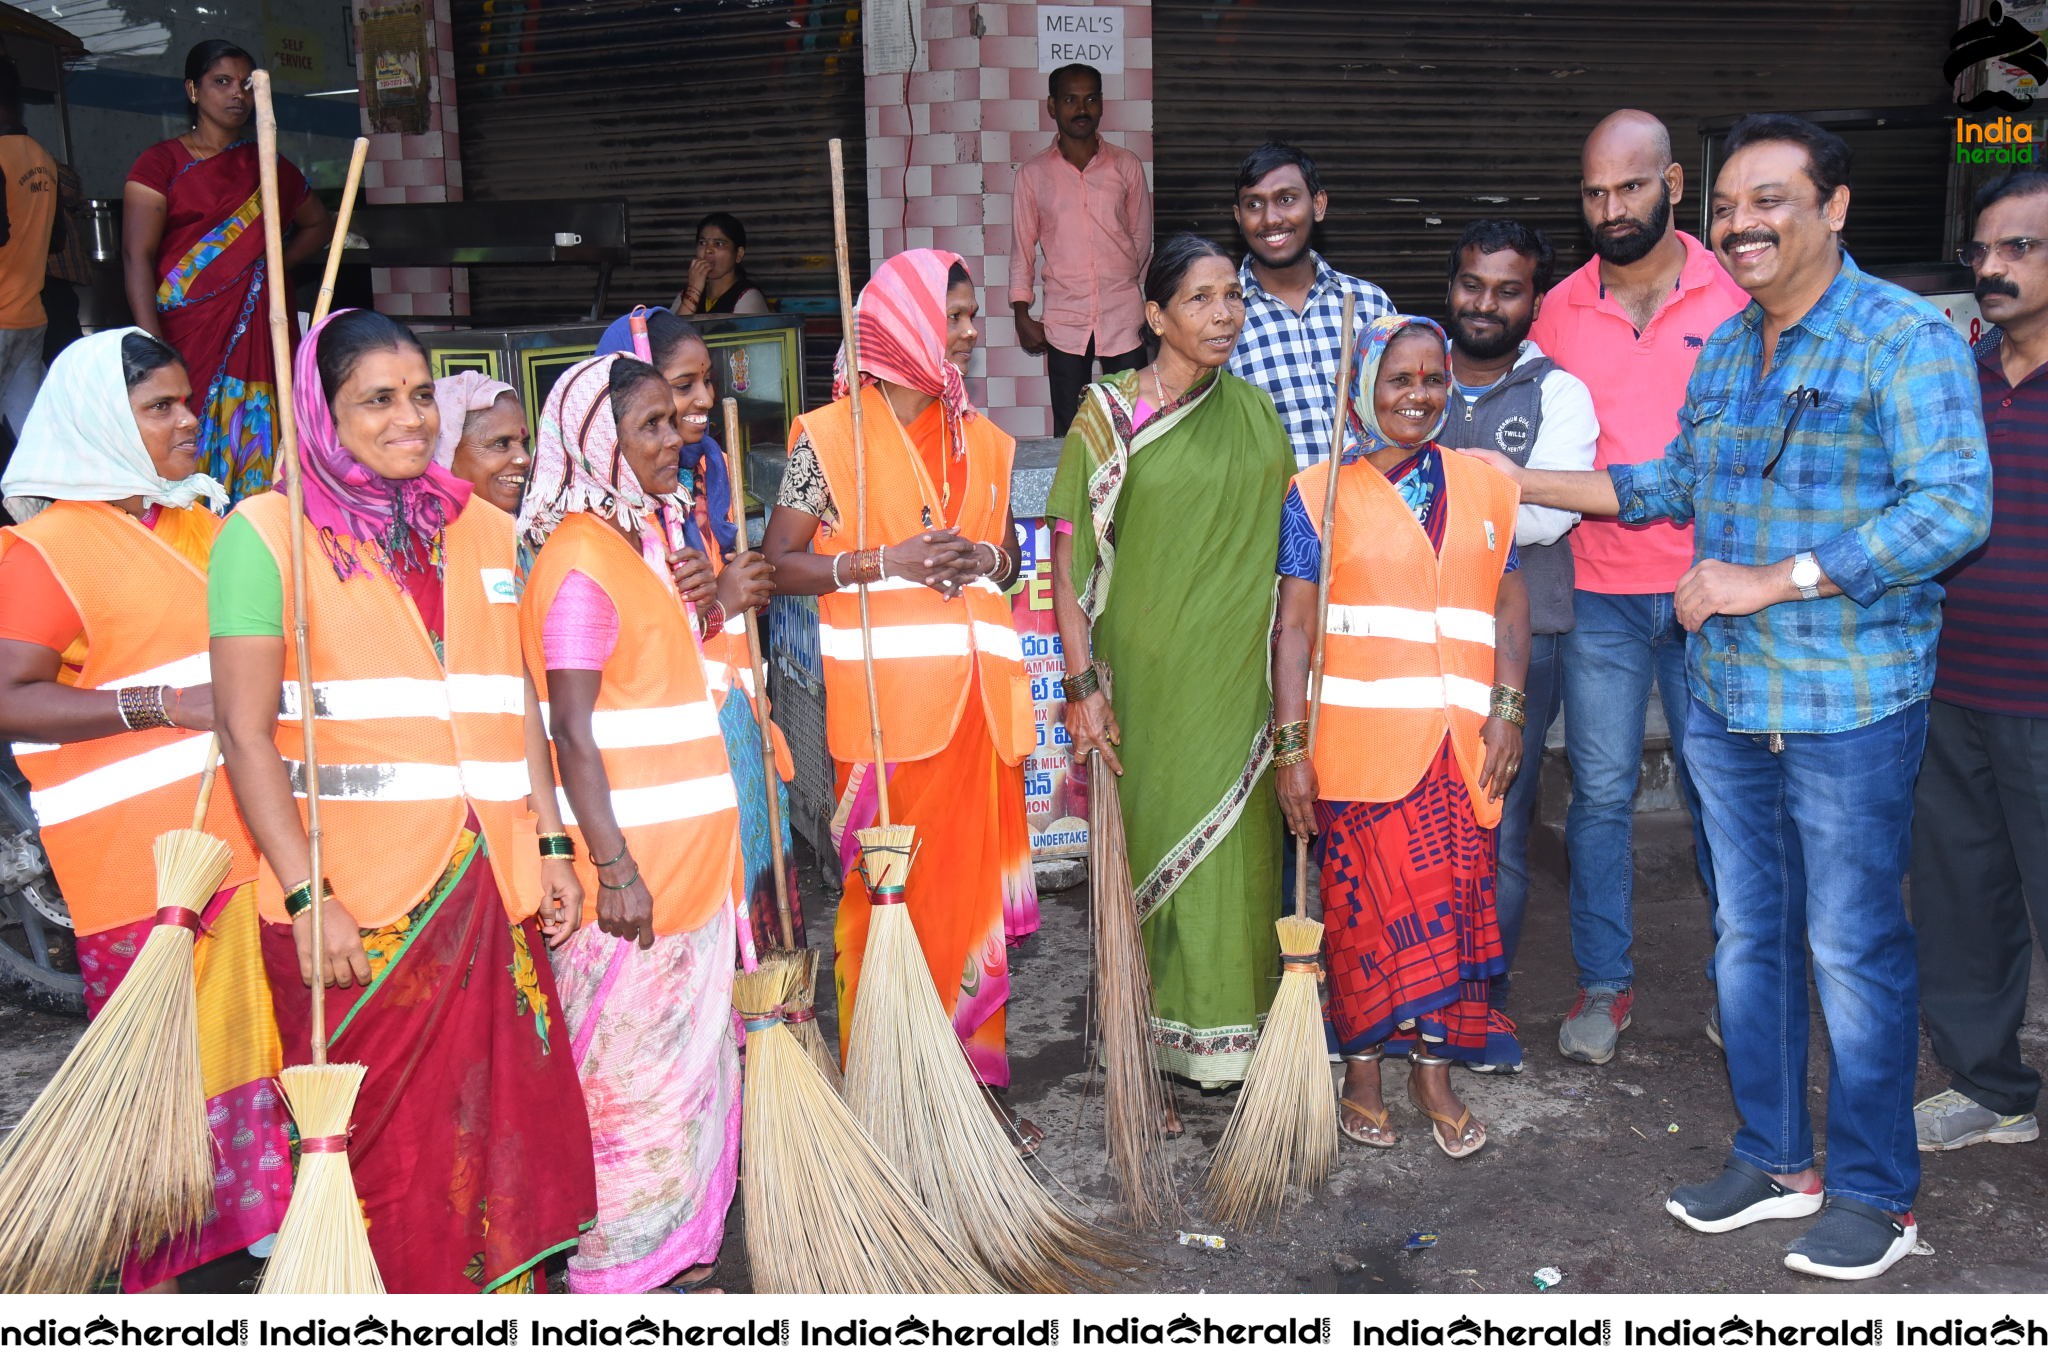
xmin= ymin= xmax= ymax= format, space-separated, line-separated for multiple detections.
xmin=1517 ymin=369 xmax=1599 ymax=547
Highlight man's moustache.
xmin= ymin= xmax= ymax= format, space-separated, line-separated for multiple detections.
xmin=1719 ymin=232 xmax=1779 ymax=253
xmin=1977 ymin=278 xmax=2021 ymax=300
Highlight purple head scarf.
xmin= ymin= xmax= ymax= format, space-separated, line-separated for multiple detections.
xmin=290 ymin=309 xmax=471 ymax=580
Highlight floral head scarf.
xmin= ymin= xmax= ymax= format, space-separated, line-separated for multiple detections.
xmin=518 ymin=351 xmax=683 ymax=548
xmin=289 ymin=309 xmax=471 ymax=580
xmin=1342 ymin=313 xmax=1451 ymax=463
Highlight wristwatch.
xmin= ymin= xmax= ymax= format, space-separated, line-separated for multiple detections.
xmin=1790 ymin=551 xmax=1822 ymax=601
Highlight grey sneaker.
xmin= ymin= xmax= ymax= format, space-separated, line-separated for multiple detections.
xmin=1914 ymin=1089 xmax=2040 ymax=1152
xmin=1558 ymin=987 xmax=1632 ymax=1065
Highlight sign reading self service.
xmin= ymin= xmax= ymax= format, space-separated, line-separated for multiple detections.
xmin=1037 ymin=5 xmax=1124 ymax=74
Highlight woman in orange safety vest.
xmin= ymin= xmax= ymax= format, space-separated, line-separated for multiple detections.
xmin=1273 ymin=315 xmax=1530 ymax=1161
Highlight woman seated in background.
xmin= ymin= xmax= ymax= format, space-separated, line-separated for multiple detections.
xmin=434 ymin=371 xmax=530 ymax=515
xmin=518 ymin=351 xmax=746 ymax=1293
xmin=1272 ymin=315 xmax=1528 ymax=1160
xmin=673 ymin=213 xmax=770 ymax=316
xmin=0 ymin=328 xmax=288 ymax=1291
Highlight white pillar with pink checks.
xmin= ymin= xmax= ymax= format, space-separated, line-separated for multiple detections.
xmin=866 ymin=1 xmax=1154 ymax=440
xmin=357 ymin=0 xmax=469 ymax=320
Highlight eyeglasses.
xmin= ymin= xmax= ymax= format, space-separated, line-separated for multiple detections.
xmin=1958 ymin=237 xmax=2046 ymax=268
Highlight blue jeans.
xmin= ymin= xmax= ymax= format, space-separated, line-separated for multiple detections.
xmin=1687 ymin=695 xmax=1925 ymax=1214
xmin=1560 ymin=589 xmax=1714 ymax=992
xmin=1491 ymin=630 xmax=1564 ymax=1009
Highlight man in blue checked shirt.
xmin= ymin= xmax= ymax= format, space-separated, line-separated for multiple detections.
xmin=1228 ymin=142 xmax=1392 ymax=467
xmin=1491 ymin=114 xmax=1989 ymax=1283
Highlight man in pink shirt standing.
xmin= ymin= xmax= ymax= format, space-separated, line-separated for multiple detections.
xmin=1528 ymin=109 xmax=1748 ymax=1066
xmin=1010 ymin=63 xmax=1152 ymax=436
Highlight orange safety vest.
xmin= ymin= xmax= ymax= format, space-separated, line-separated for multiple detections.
xmin=796 ymin=394 xmax=1032 ymax=766
xmin=520 ymin=512 xmax=743 ymax=936
xmin=236 ymin=492 xmax=540 ymax=927
xmin=3 ymin=501 xmax=256 ymax=936
xmin=1294 ymin=448 xmax=1520 ymax=824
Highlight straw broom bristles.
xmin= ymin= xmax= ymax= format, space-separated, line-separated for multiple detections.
xmin=1204 ymin=915 xmax=1337 ymax=1226
xmin=767 ymin=946 xmax=841 ymax=1091
xmin=738 ymin=958 xmax=1000 ymax=1294
xmin=1087 ymin=753 xmax=1178 ymax=1228
xmin=842 ymin=825 xmax=1127 ymax=1293
xmin=0 ymin=828 xmax=230 ymax=1293
xmin=256 ymin=1063 xmax=384 ymax=1294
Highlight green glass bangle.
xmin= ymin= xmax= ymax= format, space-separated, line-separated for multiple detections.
xmin=598 ymin=868 xmax=642 ymax=893
xmin=284 ymin=878 xmax=334 ymax=918
xmin=593 ymin=844 xmax=631 ymax=869
xmin=538 ymin=833 xmax=575 ymax=858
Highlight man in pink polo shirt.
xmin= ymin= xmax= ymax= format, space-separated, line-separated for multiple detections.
xmin=1010 ymin=62 xmax=1152 ymax=436
xmin=1529 ymin=109 xmax=1748 ymax=1066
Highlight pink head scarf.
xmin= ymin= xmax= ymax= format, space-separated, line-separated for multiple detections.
xmin=432 ymin=370 xmax=517 ymax=469
xmin=289 ymin=309 xmax=471 ymax=581
xmin=832 ymin=248 xmax=978 ymax=463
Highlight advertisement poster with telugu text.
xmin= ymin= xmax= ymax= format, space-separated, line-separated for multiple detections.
xmin=1009 ymin=517 xmax=1089 ymax=860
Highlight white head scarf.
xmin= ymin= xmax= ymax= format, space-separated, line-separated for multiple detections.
xmin=0 ymin=328 xmax=229 ymax=523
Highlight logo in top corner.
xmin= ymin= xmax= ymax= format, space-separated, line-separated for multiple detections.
xmin=351 ymin=1317 xmax=390 ymax=1346
xmin=1949 ymin=2 xmax=2048 ymax=111
xmin=83 ymin=1318 xmax=117 ymax=1347
xmin=1717 ymin=1316 xmax=1755 ymax=1345
xmin=622 ymin=1316 xmax=661 ymax=1347
xmin=1684 ymin=334 xmax=1706 ymax=349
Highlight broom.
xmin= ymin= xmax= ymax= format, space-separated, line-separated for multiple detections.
xmin=826 ymin=138 xmax=1119 ymax=1293
xmin=1084 ymin=671 xmax=1177 ymax=1229
xmin=1205 ymin=291 xmax=1359 ymax=1227
xmin=312 ymin=137 xmax=369 ymax=324
xmin=722 ymin=394 xmax=841 ymax=1084
xmin=736 ymin=957 xmax=999 ymax=1293
xmin=250 ymin=69 xmax=383 ymax=1294
xmin=0 ymin=750 xmax=233 ymax=1293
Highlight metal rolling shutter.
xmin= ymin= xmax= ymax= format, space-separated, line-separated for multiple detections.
xmin=451 ymin=0 xmax=865 ymax=335
xmin=1154 ymin=1 xmax=1958 ymax=312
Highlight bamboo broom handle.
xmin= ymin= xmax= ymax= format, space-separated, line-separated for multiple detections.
xmin=253 ymin=72 xmax=330 ymax=1061
xmin=828 ymin=137 xmax=891 ymax=826
xmin=312 ymin=138 xmax=368 ymax=325
xmin=1293 ymin=292 xmax=1358 ymax=921
xmin=724 ymin=397 xmax=797 ymax=951
xmin=189 ymin=738 xmax=222 ymax=832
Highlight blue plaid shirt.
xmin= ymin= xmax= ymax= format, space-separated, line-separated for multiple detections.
xmin=1230 ymin=253 xmax=1392 ymax=468
xmin=1613 ymin=252 xmax=1990 ymax=735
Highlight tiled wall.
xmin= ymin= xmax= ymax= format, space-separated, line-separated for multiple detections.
xmin=867 ymin=1 xmax=1153 ymax=439
xmin=358 ymin=0 xmax=468 ymax=321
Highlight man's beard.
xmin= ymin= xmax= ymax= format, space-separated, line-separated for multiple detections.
xmin=1449 ymin=310 xmax=1532 ymax=362
xmin=1589 ymin=193 xmax=1671 ymax=266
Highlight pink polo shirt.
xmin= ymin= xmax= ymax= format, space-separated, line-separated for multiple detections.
xmin=1009 ymin=137 xmax=1152 ymax=356
xmin=1529 ymin=231 xmax=1748 ymax=595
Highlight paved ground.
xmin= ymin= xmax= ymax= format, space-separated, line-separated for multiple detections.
xmin=4 ymin=850 xmax=2044 ymax=1295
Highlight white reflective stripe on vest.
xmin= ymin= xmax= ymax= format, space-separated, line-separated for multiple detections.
xmin=829 ymin=575 xmax=924 ymax=598
xmin=558 ymin=773 xmax=739 ymax=830
xmin=1325 ymin=605 xmax=1497 ymax=647
xmin=538 ymin=700 xmax=723 ymax=747
xmin=971 ymin=621 xmax=1024 ymax=661
xmin=702 ymin=659 xmax=759 ymax=698
xmin=283 ymin=757 xmax=531 ymax=803
xmin=1435 ymin=607 xmax=1496 ymax=646
xmin=25 ymin=731 xmax=218 ymax=827
xmin=279 ymin=673 xmax=525 ymax=722
xmin=817 ymin=621 xmax=972 ymax=661
xmin=1317 ymin=674 xmax=1493 ymax=716
xmin=105 ymin=652 xmax=213 ymax=692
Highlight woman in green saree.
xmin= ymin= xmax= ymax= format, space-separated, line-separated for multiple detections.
xmin=1049 ymin=234 xmax=1294 ymax=1111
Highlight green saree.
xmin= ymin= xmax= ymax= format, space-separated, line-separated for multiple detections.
xmin=1049 ymin=368 xmax=1294 ymax=1083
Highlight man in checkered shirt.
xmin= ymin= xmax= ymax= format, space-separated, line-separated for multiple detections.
xmin=1228 ymin=142 xmax=1393 ymax=467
